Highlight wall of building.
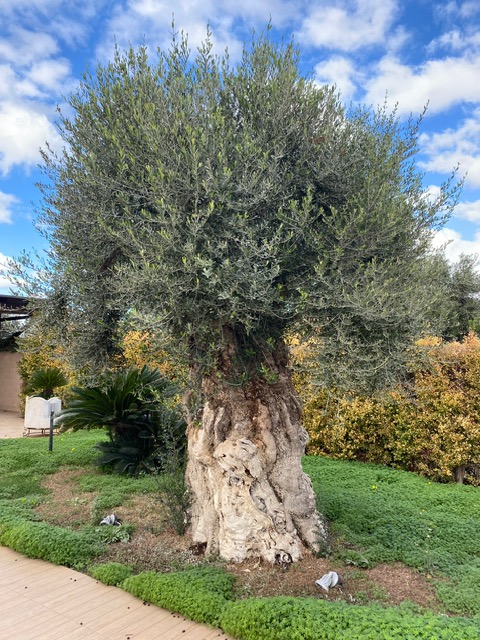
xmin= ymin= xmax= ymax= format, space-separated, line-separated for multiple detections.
xmin=0 ymin=352 xmax=22 ymax=412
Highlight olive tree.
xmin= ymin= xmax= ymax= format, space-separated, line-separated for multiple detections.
xmin=17 ymin=33 xmax=458 ymax=562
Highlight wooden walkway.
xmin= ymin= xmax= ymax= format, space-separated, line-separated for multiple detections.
xmin=0 ymin=547 xmax=231 ymax=640
xmin=0 ymin=414 xmax=232 ymax=640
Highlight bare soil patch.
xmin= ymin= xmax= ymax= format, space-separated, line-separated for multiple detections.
xmin=38 ymin=469 xmax=442 ymax=611
xmin=227 ymin=555 xmax=440 ymax=610
xmin=36 ymin=469 xmax=96 ymax=527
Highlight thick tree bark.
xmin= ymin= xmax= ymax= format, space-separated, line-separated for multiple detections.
xmin=185 ymin=338 xmax=325 ymax=563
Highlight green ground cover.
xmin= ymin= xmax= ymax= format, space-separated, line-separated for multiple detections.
xmin=0 ymin=431 xmax=479 ymax=639
xmin=304 ymin=457 xmax=480 ymax=616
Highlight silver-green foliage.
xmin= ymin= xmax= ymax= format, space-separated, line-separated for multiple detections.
xmin=21 ymin=31 xmax=459 ymax=388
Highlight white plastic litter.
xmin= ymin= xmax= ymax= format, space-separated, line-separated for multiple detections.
xmin=315 ymin=571 xmax=340 ymax=591
xmin=99 ymin=513 xmax=122 ymax=526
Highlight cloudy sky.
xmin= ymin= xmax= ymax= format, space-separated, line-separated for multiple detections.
xmin=1 ymin=0 xmax=480 ymax=293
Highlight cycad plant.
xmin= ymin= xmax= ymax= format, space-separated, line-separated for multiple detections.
xmin=26 ymin=366 xmax=68 ymax=399
xmin=58 ymin=365 xmax=186 ymax=475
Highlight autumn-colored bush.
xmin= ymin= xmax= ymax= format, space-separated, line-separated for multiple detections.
xmin=294 ymin=333 xmax=480 ymax=484
xmin=119 ymin=330 xmax=186 ymax=384
xmin=17 ymin=327 xmax=185 ymax=413
xmin=16 ymin=329 xmax=74 ymax=413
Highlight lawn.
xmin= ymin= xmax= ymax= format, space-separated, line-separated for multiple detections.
xmin=1 ymin=430 xmax=479 ymax=639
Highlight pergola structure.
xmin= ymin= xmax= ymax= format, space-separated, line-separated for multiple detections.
xmin=0 ymin=295 xmax=31 ymax=325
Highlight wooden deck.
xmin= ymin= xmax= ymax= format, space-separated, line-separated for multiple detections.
xmin=0 ymin=547 xmax=232 ymax=640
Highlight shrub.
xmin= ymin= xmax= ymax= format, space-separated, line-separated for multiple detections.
xmin=17 ymin=329 xmax=73 ymax=413
xmin=297 ymin=334 xmax=480 ymax=483
xmin=57 ymin=366 xmax=186 ymax=475
xmin=122 ymin=566 xmax=235 ymax=626
xmin=156 ymin=468 xmax=190 ymax=535
xmin=89 ymin=562 xmax=133 ymax=586
xmin=119 ymin=329 xmax=186 ymax=384
xmin=0 ymin=518 xmax=104 ymax=569
xmin=25 ymin=366 xmax=67 ymax=399
xmin=93 ymin=523 xmax=133 ymax=544
xmin=220 ymin=596 xmax=480 ymax=640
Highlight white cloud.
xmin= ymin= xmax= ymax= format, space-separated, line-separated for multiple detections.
xmin=453 ymin=199 xmax=480 ymax=222
xmin=95 ymin=0 xmax=248 ymax=64
xmin=298 ymin=0 xmax=398 ymax=52
xmin=426 ymin=185 xmax=442 ymax=201
xmin=0 ymin=101 xmax=62 ymax=174
xmin=0 ymin=28 xmax=58 ymax=66
xmin=0 ymin=0 xmax=106 ymax=23
xmin=363 ymin=54 xmax=480 ymax=115
xmin=49 ymin=16 xmax=90 ymax=46
xmin=457 ymin=1 xmax=480 ymax=18
xmin=0 ymin=65 xmax=18 ymax=98
xmin=0 ymin=252 xmax=15 ymax=292
xmin=434 ymin=1 xmax=480 ymax=21
xmin=0 ymin=2 xmax=104 ymax=66
xmin=419 ymin=109 xmax=480 ymax=187
xmin=0 ymin=192 xmax=18 ymax=224
xmin=314 ymin=55 xmax=357 ymax=100
xmin=26 ymin=58 xmax=72 ymax=92
xmin=431 ymin=227 xmax=480 ymax=262
xmin=222 ymin=0 xmax=297 ymax=26
xmin=0 ymin=0 xmax=62 ymax=11
xmin=123 ymin=0 xmax=295 ymax=34
xmin=0 ymin=26 xmax=73 ymax=175
xmin=426 ymin=29 xmax=480 ymax=54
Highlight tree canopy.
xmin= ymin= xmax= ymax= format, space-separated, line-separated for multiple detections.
xmin=16 ymin=31 xmax=459 ymax=388
xmin=10 ymin=30 xmax=465 ymax=562
xmin=442 ymin=254 xmax=480 ymax=339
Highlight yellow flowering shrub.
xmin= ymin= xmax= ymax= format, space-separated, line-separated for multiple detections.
xmin=293 ymin=333 xmax=480 ymax=483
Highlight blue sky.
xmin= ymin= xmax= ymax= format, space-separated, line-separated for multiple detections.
xmin=1 ymin=0 xmax=480 ymax=293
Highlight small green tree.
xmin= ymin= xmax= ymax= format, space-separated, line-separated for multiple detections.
xmin=424 ymin=253 xmax=480 ymax=341
xmin=26 ymin=366 xmax=67 ymax=400
xmin=13 ymin=32 xmax=459 ymax=562
xmin=447 ymin=254 xmax=480 ymax=338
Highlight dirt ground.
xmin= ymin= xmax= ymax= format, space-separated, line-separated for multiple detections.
xmin=37 ymin=469 xmax=441 ymax=611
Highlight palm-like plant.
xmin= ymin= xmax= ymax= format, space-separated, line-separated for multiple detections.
xmin=58 ymin=366 xmax=168 ymax=433
xmin=26 ymin=366 xmax=68 ymax=399
xmin=57 ymin=366 xmax=186 ymax=475
xmin=94 ymin=405 xmax=187 ymax=475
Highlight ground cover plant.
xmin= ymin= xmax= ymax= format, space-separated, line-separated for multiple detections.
xmin=1 ymin=431 xmax=479 ymax=639
xmin=305 ymin=456 xmax=480 ymax=616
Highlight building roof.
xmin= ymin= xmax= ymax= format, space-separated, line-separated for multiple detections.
xmin=0 ymin=295 xmax=31 ymax=323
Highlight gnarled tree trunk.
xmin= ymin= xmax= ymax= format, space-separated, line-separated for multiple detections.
xmin=185 ymin=338 xmax=325 ymax=563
